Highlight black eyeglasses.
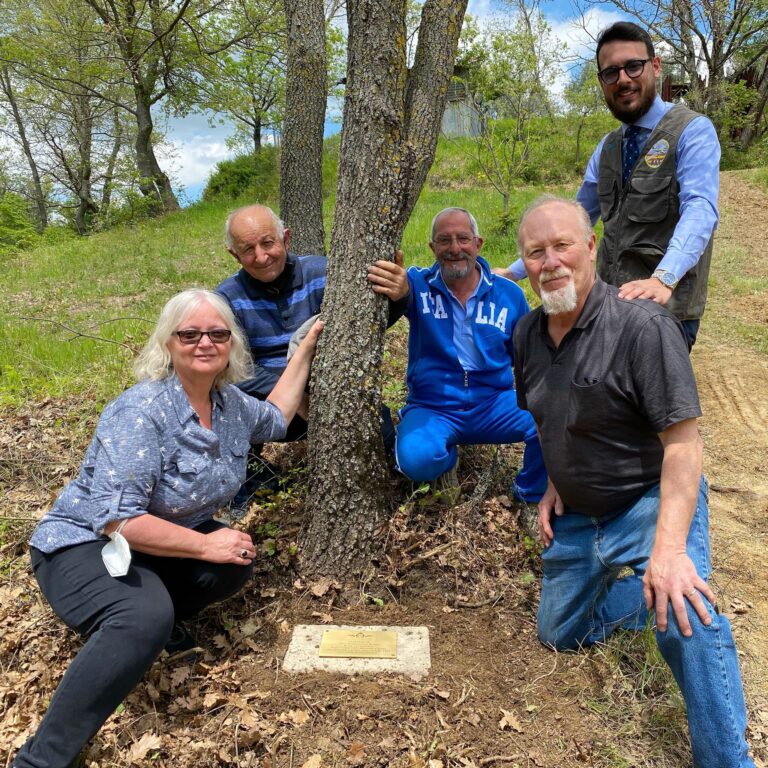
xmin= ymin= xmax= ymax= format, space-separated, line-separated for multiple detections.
xmin=173 ymin=329 xmax=232 ymax=344
xmin=597 ymin=58 xmax=650 ymax=85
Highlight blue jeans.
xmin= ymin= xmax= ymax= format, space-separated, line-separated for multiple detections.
xmin=680 ymin=318 xmax=700 ymax=351
xmin=538 ymin=478 xmax=754 ymax=768
xmin=395 ymin=388 xmax=548 ymax=502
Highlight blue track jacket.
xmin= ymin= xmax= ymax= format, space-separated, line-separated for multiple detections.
xmin=404 ymin=256 xmax=530 ymax=410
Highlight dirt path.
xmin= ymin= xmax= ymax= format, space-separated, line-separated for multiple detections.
xmin=694 ymin=172 xmax=768 ymax=713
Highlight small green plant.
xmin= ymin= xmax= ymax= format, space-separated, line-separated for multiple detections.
xmin=363 ymin=593 xmax=385 ymax=607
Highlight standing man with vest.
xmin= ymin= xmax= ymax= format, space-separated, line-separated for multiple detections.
xmin=497 ymin=21 xmax=719 ymax=350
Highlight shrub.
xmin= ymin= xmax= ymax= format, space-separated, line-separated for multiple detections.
xmin=203 ymin=148 xmax=280 ymax=202
xmin=0 ymin=192 xmax=38 ymax=257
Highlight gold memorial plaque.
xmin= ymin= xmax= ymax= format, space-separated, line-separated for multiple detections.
xmin=318 ymin=629 xmax=398 ymax=659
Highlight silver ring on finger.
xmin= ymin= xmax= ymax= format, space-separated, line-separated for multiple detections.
xmin=687 ymin=588 xmax=697 ymax=597
xmin=240 ymin=549 xmax=249 ymax=559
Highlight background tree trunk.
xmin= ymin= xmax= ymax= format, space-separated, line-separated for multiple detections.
xmin=0 ymin=65 xmax=48 ymax=232
xmin=280 ymin=0 xmax=327 ymax=255
xmin=135 ymin=93 xmax=179 ymax=213
xmin=302 ymin=0 xmax=467 ymax=581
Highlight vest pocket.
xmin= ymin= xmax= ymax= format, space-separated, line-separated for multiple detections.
xmin=616 ymin=246 xmax=664 ymax=280
xmin=598 ymin=177 xmax=618 ymax=221
xmin=626 ymin=173 xmax=673 ymax=223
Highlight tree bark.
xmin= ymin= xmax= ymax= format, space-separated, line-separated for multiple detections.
xmin=253 ymin=112 xmax=262 ymax=153
xmin=73 ymin=91 xmax=99 ymax=234
xmin=134 ymin=90 xmax=179 ymax=213
xmin=302 ymin=0 xmax=467 ymax=581
xmin=102 ymin=108 xmax=123 ymax=213
xmin=740 ymin=58 xmax=768 ymax=149
xmin=0 ymin=65 xmax=48 ymax=232
xmin=280 ymin=0 xmax=327 ymax=255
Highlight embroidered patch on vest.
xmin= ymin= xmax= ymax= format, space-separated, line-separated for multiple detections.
xmin=644 ymin=139 xmax=669 ymax=169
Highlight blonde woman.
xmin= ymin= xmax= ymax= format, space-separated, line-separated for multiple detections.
xmin=14 ymin=289 xmax=321 ymax=768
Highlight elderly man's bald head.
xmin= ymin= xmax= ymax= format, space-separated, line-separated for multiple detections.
xmin=225 ymin=204 xmax=291 ymax=283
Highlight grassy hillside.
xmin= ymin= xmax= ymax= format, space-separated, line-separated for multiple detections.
xmin=1 ymin=143 xmax=578 ymax=406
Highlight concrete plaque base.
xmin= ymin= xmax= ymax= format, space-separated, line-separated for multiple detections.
xmin=283 ymin=624 xmax=431 ymax=680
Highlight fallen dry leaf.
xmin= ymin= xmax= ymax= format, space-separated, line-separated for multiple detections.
xmin=302 ymin=756 xmax=323 ymax=768
xmin=347 ymin=741 xmax=366 ymax=765
xmin=278 ymin=708 xmax=310 ymax=726
xmin=127 ymin=732 xmax=161 ymax=763
xmin=310 ymin=577 xmax=338 ymax=597
xmin=499 ymin=708 xmax=524 ymax=732
xmin=170 ymin=665 xmax=191 ymax=688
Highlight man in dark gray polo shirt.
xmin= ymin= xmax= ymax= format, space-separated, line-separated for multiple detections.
xmin=512 ymin=195 xmax=754 ymax=768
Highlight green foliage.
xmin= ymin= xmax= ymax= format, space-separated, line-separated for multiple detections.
xmin=322 ymin=135 xmax=341 ymax=199
xmin=451 ymin=10 xmax=565 ymax=215
xmin=0 ymin=192 xmax=38 ymax=256
xmin=195 ymin=3 xmax=287 ymax=155
xmin=710 ymin=80 xmax=758 ymax=138
xmin=96 ymin=189 xmax=165 ymax=229
xmin=202 ymin=148 xmax=280 ymax=203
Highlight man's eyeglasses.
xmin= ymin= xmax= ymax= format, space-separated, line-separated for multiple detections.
xmin=434 ymin=234 xmax=476 ymax=247
xmin=597 ymin=58 xmax=650 ymax=85
xmin=173 ymin=329 xmax=232 ymax=344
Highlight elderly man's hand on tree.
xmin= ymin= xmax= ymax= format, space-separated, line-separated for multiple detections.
xmin=368 ymin=250 xmax=409 ymax=301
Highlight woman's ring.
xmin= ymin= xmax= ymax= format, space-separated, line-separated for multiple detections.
xmin=687 ymin=588 xmax=697 ymax=597
xmin=241 ymin=549 xmax=249 ymax=558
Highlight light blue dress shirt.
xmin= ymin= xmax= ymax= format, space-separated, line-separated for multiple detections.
xmin=31 ymin=374 xmax=286 ymax=553
xmin=510 ymin=96 xmax=720 ymax=283
xmin=444 ymin=267 xmax=485 ymax=371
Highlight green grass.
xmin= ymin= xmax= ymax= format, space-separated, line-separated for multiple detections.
xmin=0 ymin=143 xmax=580 ymax=405
xmin=1 ymin=197 xmax=251 ymax=403
xmin=3 ymin=130 xmax=766 ymax=406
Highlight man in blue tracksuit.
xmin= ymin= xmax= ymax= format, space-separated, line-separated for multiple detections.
xmin=368 ymin=207 xmax=547 ymax=502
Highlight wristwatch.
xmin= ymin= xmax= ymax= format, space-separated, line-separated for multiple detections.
xmin=652 ymin=269 xmax=679 ymax=290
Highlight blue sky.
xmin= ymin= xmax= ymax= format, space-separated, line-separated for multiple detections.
xmin=160 ymin=0 xmax=624 ymax=203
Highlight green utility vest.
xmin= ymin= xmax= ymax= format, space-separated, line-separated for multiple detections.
xmin=596 ymin=104 xmax=713 ymax=320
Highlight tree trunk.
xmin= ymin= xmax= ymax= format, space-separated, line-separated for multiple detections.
xmin=134 ymin=88 xmax=179 ymax=213
xmin=102 ymin=108 xmax=123 ymax=213
xmin=280 ymin=0 xmax=327 ymax=255
xmin=575 ymin=116 xmax=583 ymax=165
xmin=74 ymin=91 xmax=99 ymax=234
xmin=740 ymin=59 xmax=768 ymax=149
xmin=302 ymin=0 xmax=467 ymax=581
xmin=0 ymin=65 xmax=48 ymax=232
xmin=253 ymin=113 xmax=262 ymax=153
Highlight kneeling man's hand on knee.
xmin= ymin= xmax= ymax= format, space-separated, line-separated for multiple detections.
xmin=538 ymin=480 xmax=564 ymax=547
xmin=643 ymin=549 xmax=717 ymax=635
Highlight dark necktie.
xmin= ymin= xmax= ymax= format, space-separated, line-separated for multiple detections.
xmin=622 ymin=125 xmax=642 ymax=185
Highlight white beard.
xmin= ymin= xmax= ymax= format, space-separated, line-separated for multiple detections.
xmin=540 ymin=279 xmax=577 ymax=315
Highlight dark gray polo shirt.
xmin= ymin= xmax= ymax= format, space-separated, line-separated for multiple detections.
xmin=513 ymin=278 xmax=701 ymax=518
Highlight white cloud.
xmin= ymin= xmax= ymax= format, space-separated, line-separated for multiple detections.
xmin=157 ymin=135 xmax=234 ymax=189
xmin=467 ymin=0 xmax=495 ymax=19
xmin=548 ymin=7 xmax=627 ymax=98
xmin=551 ymin=7 xmax=627 ymax=62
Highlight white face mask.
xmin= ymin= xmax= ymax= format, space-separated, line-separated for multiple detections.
xmin=101 ymin=520 xmax=131 ymax=577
